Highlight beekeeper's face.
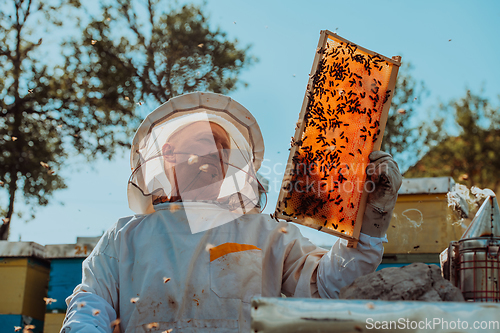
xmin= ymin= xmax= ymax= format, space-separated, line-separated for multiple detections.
xmin=162 ymin=121 xmax=231 ymax=200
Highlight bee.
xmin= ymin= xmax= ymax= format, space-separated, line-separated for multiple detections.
xmin=43 ymin=297 xmax=57 ymax=305
xmin=169 ymin=204 xmax=180 ymax=213
xmin=147 ymin=323 xmax=159 ymax=329
xmin=188 ymin=155 xmax=199 ymax=165
xmin=110 ymin=319 xmax=121 ymax=327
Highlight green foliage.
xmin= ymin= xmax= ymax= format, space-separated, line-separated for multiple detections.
xmin=381 ymin=62 xmax=427 ymax=160
xmin=404 ymin=90 xmax=500 ymax=191
xmin=66 ymin=0 xmax=256 ymax=105
xmin=0 ymin=0 xmax=254 ymax=239
xmin=0 ymin=0 xmax=72 ymax=240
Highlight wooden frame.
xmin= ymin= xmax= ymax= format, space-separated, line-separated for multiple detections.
xmin=275 ymin=30 xmax=401 ymax=247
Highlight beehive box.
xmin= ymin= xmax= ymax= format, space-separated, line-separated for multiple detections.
xmin=0 ymin=241 xmax=49 ymax=333
xmin=43 ymin=237 xmax=99 ymax=333
xmin=43 ymin=313 xmax=66 ymax=333
xmin=276 ymin=30 xmax=401 ymax=247
xmin=384 ymin=177 xmax=465 ymax=256
xmin=0 ymin=315 xmax=44 ymax=333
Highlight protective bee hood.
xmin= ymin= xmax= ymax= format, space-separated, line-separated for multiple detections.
xmin=128 ymin=92 xmax=265 ymax=220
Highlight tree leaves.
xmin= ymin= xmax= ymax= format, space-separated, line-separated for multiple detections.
xmin=405 ymin=89 xmax=500 ymax=192
xmin=381 ymin=62 xmax=427 ymax=160
xmin=0 ymin=0 xmax=254 ymax=239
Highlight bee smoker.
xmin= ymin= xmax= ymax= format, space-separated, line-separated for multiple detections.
xmin=441 ymin=195 xmax=500 ymax=302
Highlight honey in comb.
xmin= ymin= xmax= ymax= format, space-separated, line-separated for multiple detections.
xmin=278 ymin=32 xmax=400 ymax=241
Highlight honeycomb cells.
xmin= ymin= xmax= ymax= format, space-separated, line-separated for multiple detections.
xmin=279 ymin=34 xmax=397 ymax=238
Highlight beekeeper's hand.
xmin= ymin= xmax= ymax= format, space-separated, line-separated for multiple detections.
xmin=360 ymin=151 xmax=402 ymax=238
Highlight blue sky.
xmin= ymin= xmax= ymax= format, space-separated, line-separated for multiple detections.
xmin=8 ymin=0 xmax=500 ymax=245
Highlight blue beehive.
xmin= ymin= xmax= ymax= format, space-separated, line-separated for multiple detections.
xmin=43 ymin=237 xmax=100 ymax=333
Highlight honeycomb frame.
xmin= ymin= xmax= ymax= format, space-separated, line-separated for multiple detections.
xmin=275 ymin=30 xmax=401 ymax=247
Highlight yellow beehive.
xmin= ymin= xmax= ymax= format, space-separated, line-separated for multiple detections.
xmin=43 ymin=313 xmax=66 ymax=333
xmin=0 ymin=242 xmax=50 ymax=322
xmin=384 ymin=177 xmax=465 ymax=257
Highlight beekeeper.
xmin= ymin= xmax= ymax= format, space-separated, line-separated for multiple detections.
xmin=61 ymin=92 xmax=402 ymax=333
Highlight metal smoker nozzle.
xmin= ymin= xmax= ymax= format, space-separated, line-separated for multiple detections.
xmin=461 ymin=195 xmax=500 ymax=239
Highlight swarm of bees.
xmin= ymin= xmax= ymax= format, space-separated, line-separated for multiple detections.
xmin=278 ymin=33 xmax=399 ymax=238
xmin=40 ymin=161 xmax=56 ymax=175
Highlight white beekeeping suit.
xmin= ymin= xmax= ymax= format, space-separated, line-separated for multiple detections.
xmin=61 ymin=92 xmax=401 ymax=333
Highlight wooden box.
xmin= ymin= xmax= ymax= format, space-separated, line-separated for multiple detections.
xmin=0 ymin=242 xmax=49 ymax=321
xmin=384 ymin=177 xmax=465 ymax=255
xmin=43 ymin=237 xmax=99 ymax=332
